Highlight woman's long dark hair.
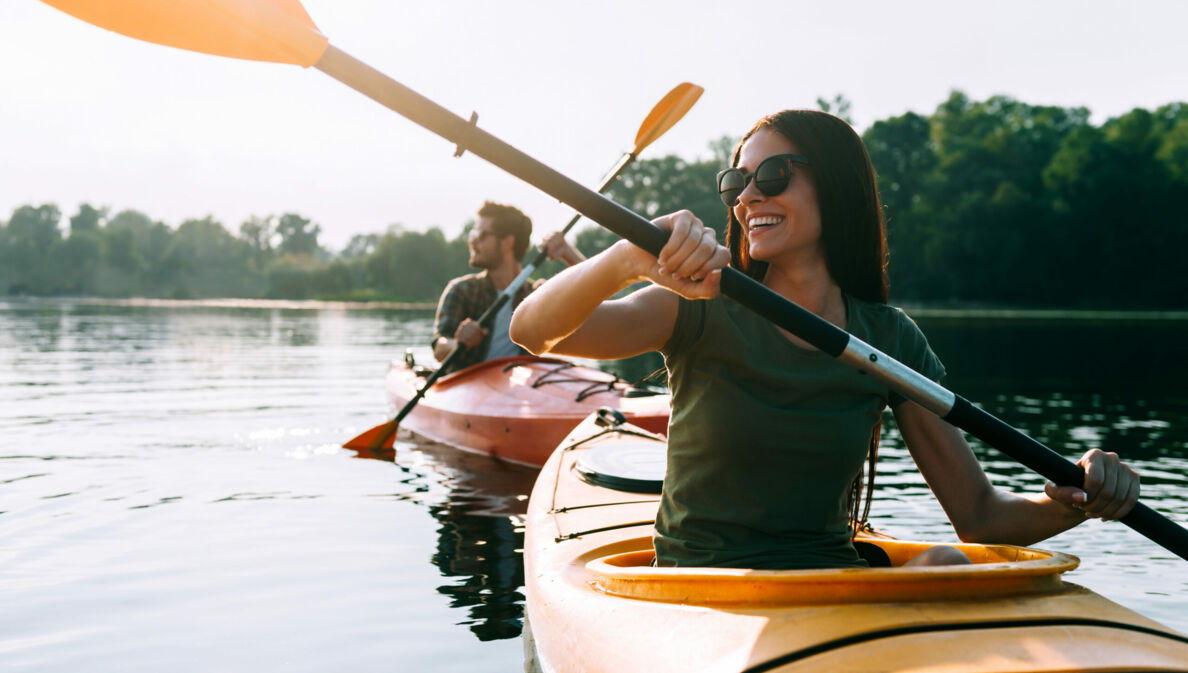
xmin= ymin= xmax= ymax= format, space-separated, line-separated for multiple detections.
xmin=724 ymin=110 xmax=890 ymax=535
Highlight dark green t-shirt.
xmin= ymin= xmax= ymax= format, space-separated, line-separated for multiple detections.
xmin=656 ymin=294 xmax=946 ymax=569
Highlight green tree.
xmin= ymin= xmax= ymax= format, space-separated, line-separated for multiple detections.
xmin=312 ymin=259 xmax=359 ymax=298
xmin=363 ymin=226 xmax=469 ymax=301
xmin=816 ymin=93 xmax=854 ymax=125
xmin=239 ymin=215 xmax=274 ymax=270
xmin=275 ymin=212 xmax=322 ymax=257
xmin=863 ymin=111 xmax=938 ymax=299
xmin=55 ymin=228 xmax=103 ymax=294
xmin=4 ymin=95 xmax=1185 ymax=308
xmin=165 ymin=216 xmax=258 ymax=298
xmin=1154 ymin=103 xmax=1188 ymax=184
xmin=1044 ymin=107 xmax=1187 ymax=307
xmin=8 ymin=203 xmax=62 ymax=254
xmin=98 ymin=224 xmax=144 ymax=296
xmin=707 ymin=135 xmax=740 ymax=164
xmin=908 ymin=92 xmax=1089 ymax=304
xmin=342 ymin=232 xmax=381 ymax=259
xmin=606 ymin=154 xmax=726 ymax=231
xmin=3 ymin=204 xmax=62 ymax=294
xmin=69 ymin=203 xmax=106 ymax=235
xmin=267 ymin=254 xmax=317 ymax=299
xmin=104 ymin=209 xmax=175 ymax=296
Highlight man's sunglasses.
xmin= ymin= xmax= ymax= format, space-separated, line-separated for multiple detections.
xmin=716 ymin=154 xmax=810 ymax=207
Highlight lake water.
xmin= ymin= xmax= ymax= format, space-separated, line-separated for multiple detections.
xmin=1 ymin=298 xmax=1186 ymax=672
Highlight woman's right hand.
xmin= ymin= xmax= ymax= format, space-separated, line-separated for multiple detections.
xmin=615 ymin=210 xmax=729 ymax=300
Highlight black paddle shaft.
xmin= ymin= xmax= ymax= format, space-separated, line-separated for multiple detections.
xmin=316 ymin=46 xmax=1188 ymax=560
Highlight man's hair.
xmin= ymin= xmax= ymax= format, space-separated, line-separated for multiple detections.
xmin=478 ymin=201 xmax=532 ymax=260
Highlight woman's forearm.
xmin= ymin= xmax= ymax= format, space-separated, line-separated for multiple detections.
xmin=510 ymin=241 xmax=645 ymax=355
xmin=513 ymin=211 xmax=728 ymax=358
xmin=957 ymin=489 xmax=1088 ymax=546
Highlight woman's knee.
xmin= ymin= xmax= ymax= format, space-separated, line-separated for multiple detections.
xmin=904 ymin=545 xmax=972 ymax=566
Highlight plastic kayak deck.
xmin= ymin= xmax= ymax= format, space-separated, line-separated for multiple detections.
xmin=523 ymin=413 xmax=1188 ymax=673
xmin=386 ymin=355 xmax=670 ymax=467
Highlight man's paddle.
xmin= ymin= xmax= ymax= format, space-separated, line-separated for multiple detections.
xmin=39 ymin=0 xmax=1188 ymax=561
xmin=342 ymin=82 xmax=703 ymax=452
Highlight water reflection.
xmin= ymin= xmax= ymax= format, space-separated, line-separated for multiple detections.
xmin=918 ymin=317 xmax=1188 ymax=462
xmin=5 ymin=298 xmax=1184 ymax=666
xmin=921 ymin=316 xmax=1187 ymax=395
xmin=429 ymin=503 xmax=525 ymax=641
xmin=349 ymin=435 xmax=536 ymax=642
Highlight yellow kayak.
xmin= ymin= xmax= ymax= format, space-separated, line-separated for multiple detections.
xmin=523 ymin=412 xmax=1188 ymax=672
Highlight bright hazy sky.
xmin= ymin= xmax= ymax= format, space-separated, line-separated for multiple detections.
xmin=3 ymin=1 xmax=1186 ymax=250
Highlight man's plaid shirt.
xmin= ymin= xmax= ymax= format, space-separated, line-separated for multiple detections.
xmin=433 ymin=271 xmax=541 ymax=375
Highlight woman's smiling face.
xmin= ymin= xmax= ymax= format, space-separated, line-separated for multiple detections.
xmin=733 ymin=128 xmax=822 ymax=266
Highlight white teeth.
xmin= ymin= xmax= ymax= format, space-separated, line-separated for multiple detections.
xmin=748 ymin=216 xmax=781 ymax=228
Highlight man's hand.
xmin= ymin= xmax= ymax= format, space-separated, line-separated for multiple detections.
xmin=433 ymin=318 xmax=488 ymax=361
xmin=540 ymin=231 xmax=586 ymax=266
xmin=454 ymin=318 xmax=488 ymax=349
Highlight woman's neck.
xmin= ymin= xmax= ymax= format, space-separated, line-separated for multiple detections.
xmin=762 ymin=258 xmax=846 ymax=334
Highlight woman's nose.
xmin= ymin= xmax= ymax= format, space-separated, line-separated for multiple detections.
xmin=737 ymin=176 xmax=764 ymax=205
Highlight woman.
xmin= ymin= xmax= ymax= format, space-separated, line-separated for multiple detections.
xmin=509 ymin=110 xmax=1139 ymax=569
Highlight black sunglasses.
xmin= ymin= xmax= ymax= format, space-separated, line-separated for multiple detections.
xmin=716 ymin=153 xmax=810 ymax=207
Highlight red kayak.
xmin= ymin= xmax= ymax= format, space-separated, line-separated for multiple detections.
xmin=363 ymin=355 xmax=670 ymax=467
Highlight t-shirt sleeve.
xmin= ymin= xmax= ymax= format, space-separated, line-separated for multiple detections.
xmin=660 ymin=296 xmax=707 ymax=357
xmin=433 ymin=278 xmax=465 ymax=346
xmin=888 ymin=309 xmax=946 ymax=407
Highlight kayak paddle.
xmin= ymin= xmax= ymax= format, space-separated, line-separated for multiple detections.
xmin=38 ymin=0 xmax=1188 ymax=561
xmin=342 ymin=82 xmax=702 ymax=452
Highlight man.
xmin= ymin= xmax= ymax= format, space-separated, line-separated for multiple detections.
xmin=432 ymin=201 xmax=584 ymax=374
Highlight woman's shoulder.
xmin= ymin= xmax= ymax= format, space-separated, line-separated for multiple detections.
xmin=846 ymin=296 xmax=929 ymax=343
xmin=848 ymin=294 xmax=907 ymax=322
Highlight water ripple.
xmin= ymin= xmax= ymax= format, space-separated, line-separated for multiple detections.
xmin=1 ymin=299 xmax=1185 ymax=673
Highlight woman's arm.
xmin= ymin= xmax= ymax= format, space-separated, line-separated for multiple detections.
xmin=510 ymin=211 xmax=728 ymax=359
xmin=893 ymin=400 xmax=1140 ymax=546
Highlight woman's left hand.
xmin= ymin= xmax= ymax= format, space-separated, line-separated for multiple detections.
xmin=646 ymin=210 xmax=730 ymax=300
xmin=1044 ymin=448 xmax=1140 ymax=521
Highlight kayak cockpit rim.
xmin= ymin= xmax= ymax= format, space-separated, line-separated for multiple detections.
xmin=581 ymin=535 xmax=1081 ymax=606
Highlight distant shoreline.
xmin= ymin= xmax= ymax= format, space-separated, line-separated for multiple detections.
xmin=903 ymin=306 xmax=1188 ymax=322
xmin=4 ymin=296 xmax=1187 ymax=321
xmin=3 ymin=296 xmax=437 ymax=311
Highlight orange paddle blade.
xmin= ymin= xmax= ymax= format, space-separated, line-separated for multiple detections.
xmin=343 ymin=421 xmax=397 ymax=451
xmin=632 ymin=83 xmax=704 ymax=154
xmin=40 ymin=0 xmax=329 ymax=67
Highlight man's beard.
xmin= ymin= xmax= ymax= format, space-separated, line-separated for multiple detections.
xmin=470 ymin=250 xmax=497 ymax=270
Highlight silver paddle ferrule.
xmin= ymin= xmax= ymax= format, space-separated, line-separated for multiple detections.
xmin=837 ymin=337 xmax=956 ymax=416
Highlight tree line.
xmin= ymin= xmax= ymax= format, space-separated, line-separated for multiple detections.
xmin=3 ymin=91 xmax=1186 ymax=309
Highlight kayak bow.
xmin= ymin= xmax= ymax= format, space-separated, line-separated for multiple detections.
xmin=375 ymin=355 xmax=669 ymax=467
